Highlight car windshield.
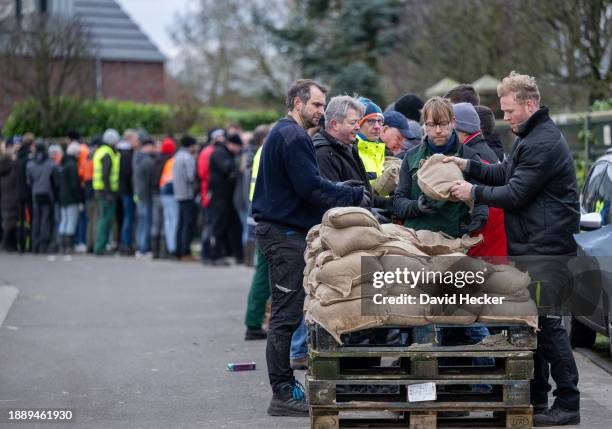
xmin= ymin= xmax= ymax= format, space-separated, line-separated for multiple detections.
xmin=582 ymin=161 xmax=612 ymax=226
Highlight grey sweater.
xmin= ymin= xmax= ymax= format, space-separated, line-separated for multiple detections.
xmin=172 ymin=148 xmax=196 ymax=201
xmin=26 ymin=154 xmax=57 ymax=201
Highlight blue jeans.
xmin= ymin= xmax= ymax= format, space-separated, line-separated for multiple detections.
xmin=59 ymin=204 xmax=80 ymax=235
xmin=160 ymin=194 xmax=179 ymax=254
xmin=75 ymin=205 xmax=87 ymax=244
xmin=120 ymin=195 xmax=135 ymax=248
xmin=136 ymin=200 xmax=152 ymax=253
xmin=290 ymin=319 xmax=308 ymax=360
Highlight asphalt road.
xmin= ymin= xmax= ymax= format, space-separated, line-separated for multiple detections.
xmin=0 ymin=253 xmax=611 ymax=428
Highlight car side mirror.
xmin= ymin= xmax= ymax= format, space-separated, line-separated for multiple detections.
xmin=580 ymin=212 xmax=602 ymax=230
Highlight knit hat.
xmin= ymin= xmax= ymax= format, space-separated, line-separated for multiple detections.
xmin=181 ymin=135 xmax=197 ymax=147
xmin=358 ymin=97 xmax=383 ymax=126
xmin=102 ymin=128 xmax=120 ymax=146
xmin=66 ymin=142 xmax=81 ymax=157
xmin=391 ymin=93 xmax=424 ymax=122
xmin=160 ymin=138 xmax=176 ymax=155
xmin=452 ymin=102 xmax=481 ymax=134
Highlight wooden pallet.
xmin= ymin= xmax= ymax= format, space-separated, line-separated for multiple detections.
xmin=307 ymin=323 xmax=536 ymax=429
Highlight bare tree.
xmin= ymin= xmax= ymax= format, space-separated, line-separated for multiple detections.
xmin=0 ymin=11 xmax=93 ymax=131
xmin=170 ymin=0 xmax=294 ymax=107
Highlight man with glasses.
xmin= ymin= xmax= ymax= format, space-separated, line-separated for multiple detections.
xmin=392 ymin=96 xmax=488 ymax=237
xmin=356 ymin=97 xmax=386 ymax=187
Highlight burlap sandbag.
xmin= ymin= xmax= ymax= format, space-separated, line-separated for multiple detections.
xmin=483 ymin=264 xmax=531 ymax=295
xmin=478 ymin=298 xmax=538 ymax=329
xmin=417 ymin=153 xmax=464 ymax=202
xmin=304 ymin=255 xmax=316 ymax=276
xmin=380 ymin=223 xmax=418 ymax=242
xmin=314 ymin=283 xmax=376 ymax=306
xmin=307 ymin=224 xmax=321 ymax=244
xmin=413 ymin=230 xmax=483 ymax=255
xmin=316 ymin=250 xmax=337 ymax=267
xmin=304 ymin=266 xmax=320 ymax=295
xmin=316 ymin=250 xmax=384 ymax=297
xmin=307 ymin=298 xmax=387 ymax=343
xmin=426 ymin=298 xmax=482 ymax=324
xmin=379 ymin=255 xmax=430 ymax=279
xmin=485 ymin=290 xmax=531 ymax=303
xmin=373 ymin=157 xmax=402 ymax=196
xmin=322 ymin=207 xmax=381 ymax=230
xmin=320 ymin=225 xmax=391 ymax=257
xmin=376 ymin=239 xmax=429 ymax=257
xmin=384 ymin=300 xmax=430 ymax=326
xmin=429 ymin=254 xmax=493 ymax=281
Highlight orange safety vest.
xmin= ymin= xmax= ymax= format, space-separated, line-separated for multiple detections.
xmin=160 ymin=157 xmax=174 ymax=187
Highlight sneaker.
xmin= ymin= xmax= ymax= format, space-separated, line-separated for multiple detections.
xmin=533 ymin=405 xmax=580 ymax=427
xmin=245 ymin=327 xmax=267 ymax=340
xmin=75 ymin=244 xmax=87 ymax=253
xmin=267 ymin=380 xmax=309 ymax=417
xmin=290 ymin=357 xmax=308 ymax=370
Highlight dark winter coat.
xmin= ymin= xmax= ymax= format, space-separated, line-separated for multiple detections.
xmin=26 ymin=153 xmax=57 ymax=203
xmin=464 ymin=133 xmax=499 ymax=164
xmin=118 ymin=144 xmax=133 ymax=196
xmin=0 ymin=154 xmax=18 ymax=212
xmin=209 ymin=142 xmax=238 ymax=205
xmin=15 ymin=144 xmax=32 ymax=202
xmin=469 ymin=107 xmax=579 ymax=256
xmin=313 ymin=130 xmax=389 ymax=209
xmin=58 ymin=155 xmax=82 ymax=206
xmin=132 ymin=150 xmax=156 ymax=203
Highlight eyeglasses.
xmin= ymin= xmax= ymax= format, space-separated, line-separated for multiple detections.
xmin=365 ymin=118 xmax=384 ymax=126
xmin=425 ymin=122 xmax=451 ymax=129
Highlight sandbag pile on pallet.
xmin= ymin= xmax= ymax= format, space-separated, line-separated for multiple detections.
xmin=303 ymin=207 xmax=538 ymax=343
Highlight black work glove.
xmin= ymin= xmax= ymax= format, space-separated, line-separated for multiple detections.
xmin=359 ymin=187 xmax=371 ymax=208
xmin=417 ymin=195 xmax=437 ymax=214
xmin=460 ymin=213 xmax=488 ymax=235
xmin=371 ymin=208 xmax=390 ymax=224
xmin=338 ymin=179 xmax=364 ymax=187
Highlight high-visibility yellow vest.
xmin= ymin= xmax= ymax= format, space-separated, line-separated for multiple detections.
xmin=249 ymin=146 xmax=263 ymax=202
xmin=92 ymin=145 xmax=119 ymax=192
xmin=160 ymin=157 xmax=175 ymax=188
xmin=356 ymin=134 xmax=386 ymax=187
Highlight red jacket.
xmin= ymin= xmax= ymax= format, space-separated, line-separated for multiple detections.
xmin=197 ymin=145 xmax=215 ymax=208
xmin=464 ymin=132 xmax=508 ymax=258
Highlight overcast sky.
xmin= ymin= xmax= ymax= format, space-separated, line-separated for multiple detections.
xmin=116 ymin=0 xmax=196 ymax=59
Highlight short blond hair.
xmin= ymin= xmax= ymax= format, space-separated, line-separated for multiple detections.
xmin=421 ymin=96 xmax=454 ymax=124
xmin=497 ymin=71 xmax=540 ymax=104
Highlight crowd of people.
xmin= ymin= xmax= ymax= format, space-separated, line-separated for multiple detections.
xmin=0 ymin=73 xmax=581 ymax=426
xmin=0 ymin=123 xmax=269 ymax=265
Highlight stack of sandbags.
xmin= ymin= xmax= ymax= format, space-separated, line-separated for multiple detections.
xmin=373 ymin=157 xmax=403 ymax=196
xmin=478 ymin=264 xmax=538 ymax=329
xmin=305 ymin=208 xmax=393 ymax=342
xmin=303 ymin=207 xmax=538 ymax=342
xmin=417 ymin=153 xmax=464 ymax=202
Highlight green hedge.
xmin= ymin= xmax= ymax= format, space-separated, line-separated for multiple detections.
xmin=2 ymin=97 xmax=280 ymax=138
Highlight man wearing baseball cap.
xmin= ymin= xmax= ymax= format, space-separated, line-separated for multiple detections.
xmin=380 ymin=111 xmax=417 ymax=158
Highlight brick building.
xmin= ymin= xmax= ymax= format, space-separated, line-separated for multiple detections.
xmin=0 ymin=0 xmax=166 ymax=124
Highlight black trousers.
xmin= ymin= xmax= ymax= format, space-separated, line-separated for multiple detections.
xmin=176 ymin=200 xmax=196 ymax=257
xmin=32 ymin=201 xmax=53 ymax=253
xmin=256 ymin=221 xmax=307 ymax=393
xmin=209 ymin=199 xmax=243 ymax=261
xmin=531 ymin=315 xmax=580 ymax=410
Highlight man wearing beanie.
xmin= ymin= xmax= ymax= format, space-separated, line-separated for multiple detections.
xmin=356 ymin=97 xmax=386 ymax=188
xmin=133 ymin=137 xmax=157 ymax=258
xmin=173 ymin=135 xmax=198 ymax=260
xmin=93 ymin=129 xmax=120 ymax=255
xmin=453 ymin=103 xmax=498 ymax=164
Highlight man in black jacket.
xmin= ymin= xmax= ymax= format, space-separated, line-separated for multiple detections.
xmin=208 ymin=133 xmax=243 ymax=265
xmin=448 ymin=71 xmax=580 ymax=426
xmin=252 ymin=80 xmax=369 ymax=417
xmin=314 ymin=95 xmax=390 ymax=218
